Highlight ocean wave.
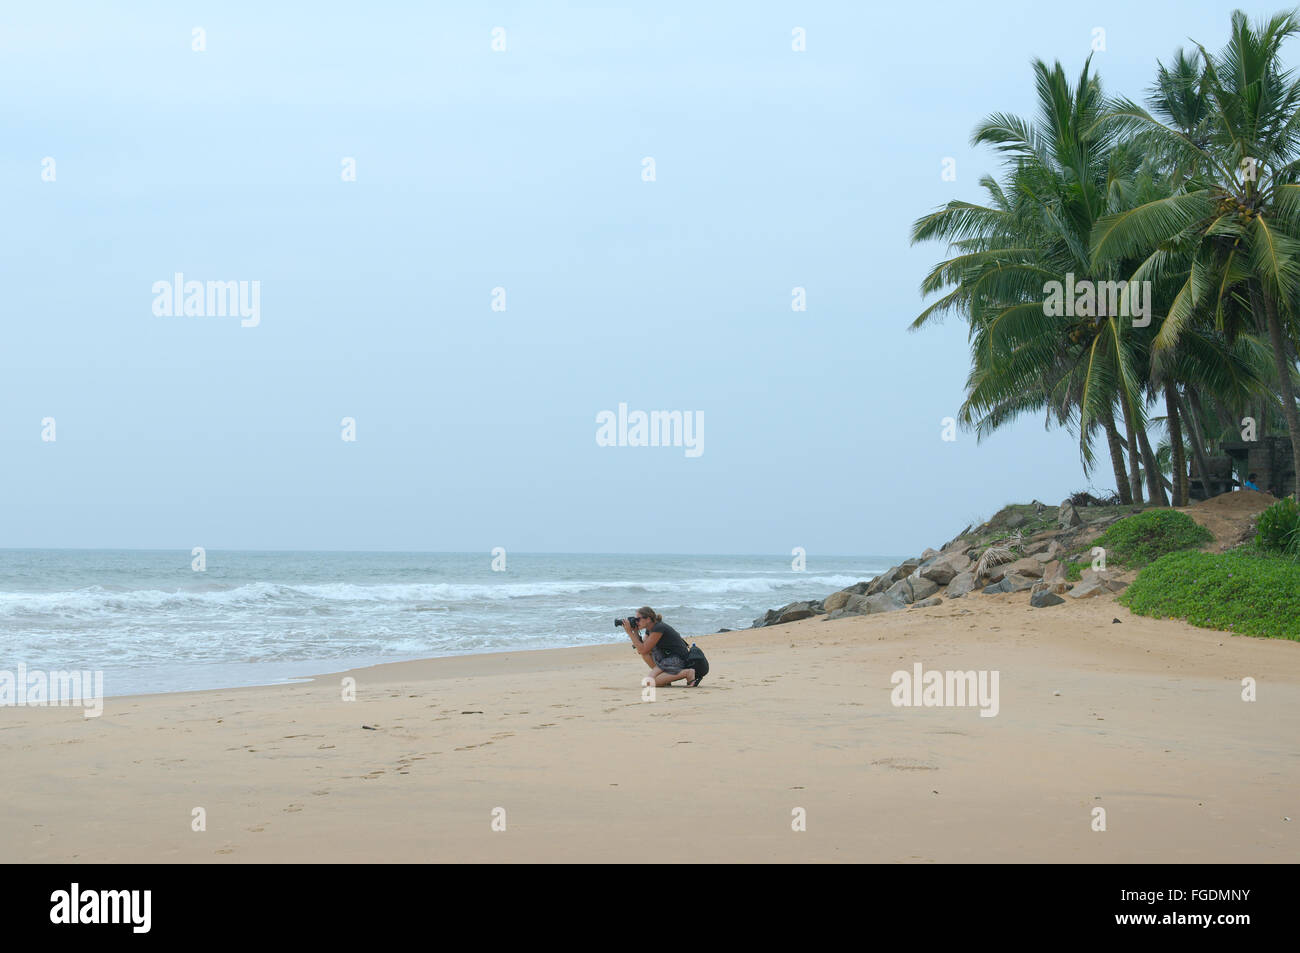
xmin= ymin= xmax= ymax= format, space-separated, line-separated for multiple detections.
xmin=0 ymin=573 xmax=875 ymax=617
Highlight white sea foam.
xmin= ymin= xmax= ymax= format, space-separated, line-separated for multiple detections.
xmin=0 ymin=552 xmax=889 ymax=695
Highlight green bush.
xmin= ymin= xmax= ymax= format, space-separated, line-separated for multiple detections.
xmin=1090 ymin=509 xmax=1214 ymax=568
xmin=1120 ymin=550 xmax=1300 ymax=640
xmin=1254 ymin=497 xmax=1300 ymax=556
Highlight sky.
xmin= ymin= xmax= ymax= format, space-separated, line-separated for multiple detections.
xmin=0 ymin=1 xmax=1286 ymax=556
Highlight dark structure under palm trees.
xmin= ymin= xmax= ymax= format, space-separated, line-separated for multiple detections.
xmin=1196 ymin=435 xmax=1298 ymax=499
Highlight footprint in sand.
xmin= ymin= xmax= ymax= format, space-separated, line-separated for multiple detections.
xmin=284 ymin=804 xmax=303 ymax=813
xmin=215 ymin=848 xmax=235 ymax=854
xmin=311 ymin=790 xmax=330 ymax=796
xmin=872 ymin=757 xmax=938 ymax=771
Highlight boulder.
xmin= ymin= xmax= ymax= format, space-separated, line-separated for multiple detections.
xmin=1068 ymin=570 xmax=1129 ymax=599
xmin=823 ymin=591 xmax=852 ymax=614
xmin=866 ymin=559 xmax=920 ymax=595
xmin=982 ymin=573 xmax=1036 ymax=595
xmin=777 ymin=608 xmax=816 ymax=623
xmin=1058 ymin=501 xmax=1083 ymax=529
xmin=887 ymin=575 xmax=940 ymax=605
xmin=910 ymin=597 xmax=943 ymax=609
xmin=945 ymin=571 xmax=976 ymax=598
xmin=1030 ymin=590 xmax=1066 ymax=608
xmin=1000 ymin=556 xmax=1045 ymax=579
xmin=1005 ymin=512 xmax=1027 ymax=529
xmin=863 ymin=592 xmax=906 ymax=614
xmin=920 ymin=552 xmax=971 ymax=586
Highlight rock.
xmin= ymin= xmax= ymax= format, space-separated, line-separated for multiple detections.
xmin=945 ymin=571 xmax=976 ymax=598
xmin=863 ymin=593 xmax=906 ymax=614
xmin=777 ymin=608 xmax=815 ymax=623
xmin=1005 ymin=512 xmax=1027 ymax=529
xmin=1080 ymin=569 xmax=1128 ymax=590
xmin=1058 ymin=501 xmax=1083 ymax=528
xmin=865 ymin=567 xmax=904 ymax=596
xmin=920 ymin=548 xmax=941 ymax=561
xmin=843 ymin=593 xmax=871 ymax=614
xmin=1067 ymin=572 xmax=1129 ymax=599
xmin=1030 ymin=590 xmax=1065 ymax=608
xmin=920 ymin=552 xmax=971 ymax=586
xmin=823 ymin=591 xmax=851 ymax=614
xmin=887 ymin=575 xmax=940 ymax=605
xmin=1066 ymin=580 xmax=1107 ymax=599
xmin=866 ymin=560 xmax=920 ymax=595
xmin=1000 ymin=556 xmax=1044 ymax=579
xmin=910 ymin=597 xmax=943 ymax=609
xmin=982 ymin=573 xmax=1036 ymax=595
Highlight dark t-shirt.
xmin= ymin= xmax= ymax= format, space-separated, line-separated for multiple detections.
xmin=648 ymin=622 xmax=690 ymax=659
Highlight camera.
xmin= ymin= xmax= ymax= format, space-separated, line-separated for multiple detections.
xmin=615 ymin=616 xmax=638 ymax=629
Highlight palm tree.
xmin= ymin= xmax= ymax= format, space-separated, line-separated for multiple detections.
xmin=912 ymin=58 xmax=1160 ymax=503
xmin=1092 ymin=10 xmax=1300 ymax=499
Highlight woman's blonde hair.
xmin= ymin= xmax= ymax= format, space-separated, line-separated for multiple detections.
xmin=636 ymin=607 xmax=662 ymax=625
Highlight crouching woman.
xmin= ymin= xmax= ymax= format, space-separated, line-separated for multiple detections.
xmin=621 ymin=607 xmax=703 ymax=687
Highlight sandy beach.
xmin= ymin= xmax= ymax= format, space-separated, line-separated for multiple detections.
xmin=4 ymin=589 xmax=1296 ymax=864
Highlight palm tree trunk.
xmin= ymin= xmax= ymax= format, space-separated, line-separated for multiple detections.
xmin=1261 ymin=290 xmax=1300 ymax=501
xmin=1211 ymin=398 xmax=1235 ymax=443
xmin=1138 ymin=424 xmax=1168 ymax=506
xmin=1165 ymin=381 xmax=1187 ymax=506
xmin=1177 ymin=389 xmax=1216 ymax=500
xmin=1103 ymin=414 xmax=1133 ymax=505
xmin=1120 ymin=393 xmax=1145 ymax=504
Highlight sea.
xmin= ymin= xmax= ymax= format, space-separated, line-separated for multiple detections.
xmin=0 ymin=550 xmax=895 ymax=696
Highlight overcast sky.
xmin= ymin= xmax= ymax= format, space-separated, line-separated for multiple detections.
xmin=0 ymin=1 xmax=1276 ymax=555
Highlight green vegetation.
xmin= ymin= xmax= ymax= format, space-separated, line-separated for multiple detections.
xmin=1057 ymin=509 xmax=1212 ymax=578
xmin=1120 ymin=550 xmax=1300 ymax=639
xmin=1090 ymin=510 xmax=1214 ymax=568
xmin=1255 ymin=497 xmax=1300 ymax=556
xmin=911 ymin=9 xmax=1300 ymax=508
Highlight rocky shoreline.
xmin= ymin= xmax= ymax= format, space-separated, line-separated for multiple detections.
xmin=751 ymin=499 xmax=1136 ymax=628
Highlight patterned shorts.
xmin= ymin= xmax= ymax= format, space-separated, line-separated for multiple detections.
xmin=653 ymin=651 xmax=686 ymax=674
